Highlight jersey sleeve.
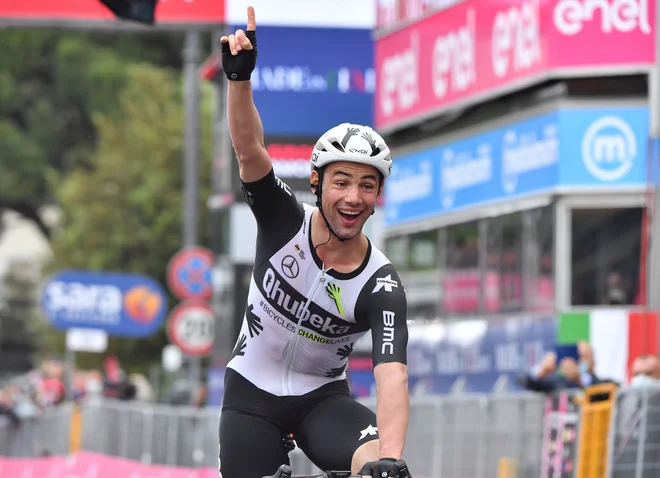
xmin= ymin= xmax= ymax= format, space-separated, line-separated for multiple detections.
xmin=240 ymin=167 xmax=305 ymax=239
xmin=355 ymin=263 xmax=409 ymax=368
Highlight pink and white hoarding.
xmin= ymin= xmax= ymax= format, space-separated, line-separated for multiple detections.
xmin=0 ymin=453 xmax=441 ymax=478
xmin=0 ymin=452 xmax=218 ymax=478
xmin=375 ymin=0 xmax=655 ymax=132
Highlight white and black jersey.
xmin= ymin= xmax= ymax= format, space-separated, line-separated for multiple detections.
xmin=228 ymin=168 xmax=408 ymax=396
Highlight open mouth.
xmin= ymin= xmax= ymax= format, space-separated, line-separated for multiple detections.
xmin=338 ymin=210 xmax=362 ymax=225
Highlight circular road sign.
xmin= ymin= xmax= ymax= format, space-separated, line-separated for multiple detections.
xmin=167 ymin=301 xmax=215 ymax=356
xmin=166 ymin=247 xmax=214 ymax=301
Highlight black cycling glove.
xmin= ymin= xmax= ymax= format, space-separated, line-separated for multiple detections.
xmin=359 ymin=458 xmax=412 ymax=477
xmin=221 ymin=30 xmax=258 ymax=81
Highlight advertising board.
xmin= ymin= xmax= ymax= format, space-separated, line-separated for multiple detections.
xmin=41 ymin=270 xmax=168 ymax=337
xmin=348 ymin=315 xmax=557 ymax=396
xmin=0 ymin=0 xmax=225 ymax=26
xmin=227 ymin=0 xmax=376 ymax=28
xmin=375 ymin=0 xmax=655 ymax=132
xmin=229 ymin=25 xmax=374 ymax=137
xmin=376 ymin=0 xmax=461 ymax=31
xmin=266 ymin=142 xmax=317 ymax=206
xmin=384 ymin=105 xmax=648 ymax=227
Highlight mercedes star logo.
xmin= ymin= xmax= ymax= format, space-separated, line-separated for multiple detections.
xmin=281 ymin=255 xmax=299 ymax=279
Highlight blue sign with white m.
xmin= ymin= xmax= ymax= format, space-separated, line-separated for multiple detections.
xmin=558 ymin=106 xmax=648 ymax=186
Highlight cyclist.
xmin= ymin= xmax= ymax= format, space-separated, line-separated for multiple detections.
xmin=218 ymin=7 xmax=411 ymax=478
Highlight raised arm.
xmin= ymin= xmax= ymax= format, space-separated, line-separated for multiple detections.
xmin=220 ymin=6 xmax=273 ymax=183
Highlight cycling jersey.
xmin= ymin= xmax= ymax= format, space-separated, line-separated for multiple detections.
xmin=227 ymin=168 xmax=408 ymax=396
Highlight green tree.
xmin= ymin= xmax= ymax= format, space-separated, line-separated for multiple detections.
xmin=0 ymin=29 xmax=210 ymax=237
xmin=44 ymin=62 xmax=214 ymax=373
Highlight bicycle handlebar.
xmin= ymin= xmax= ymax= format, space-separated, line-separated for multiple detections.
xmin=263 ymin=463 xmax=411 ymax=478
xmin=263 ymin=465 xmax=360 ymax=478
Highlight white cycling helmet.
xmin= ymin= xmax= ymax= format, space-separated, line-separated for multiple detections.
xmin=310 ymin=123 xmax=392 ymax=178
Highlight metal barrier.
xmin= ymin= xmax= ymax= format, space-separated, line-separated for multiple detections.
xmin=52 ymin=393 xmax=549 ymax=477
xmin=80 ymin=396 xmax=221 ymax=469
xmin=0 ymin=402 xmax=72 ymax=458
xmin=6 ymin=387 xmax=660 ymax=478
xmin=608 ymin=385 xmax=660 ymax=478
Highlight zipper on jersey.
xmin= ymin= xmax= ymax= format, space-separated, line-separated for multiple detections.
xmin=282 ymin=266 xmax=328 ymax=395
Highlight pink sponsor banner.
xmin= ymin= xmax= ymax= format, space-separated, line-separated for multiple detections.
xmin=376 ymin=0 xmax=402 ymax=29
xmin=375 ymin=0 xmax=655 ymax=132
xmin=442 ymin=269 xmax=502 ymax=313
xmin=442 ymin=270 xmax=553 ymax=314
xmin=0 ymin=452 xmax=218 ymax=478
xmin=550 ymin=0 xmax=654 ymax=67
xmin=442 ymin=269 xmax=481 ymax=314
xmin=376 ymin=0 xmax=463 ymax=30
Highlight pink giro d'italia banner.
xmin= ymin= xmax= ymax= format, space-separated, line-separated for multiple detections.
xmin=375 ymin=0 xmax=655 ymax=131
xmin=0 ymin=452 xmax=218 ymax=478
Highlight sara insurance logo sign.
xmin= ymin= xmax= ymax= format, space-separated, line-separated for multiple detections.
xmin=558 ymin=106 xmax=648 ymax=186
xmin=40 ymin=270 xmax=168 ymax=337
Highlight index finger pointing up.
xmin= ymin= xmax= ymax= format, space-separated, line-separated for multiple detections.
xmin=246 ymin=6 xmax=256 ymax=31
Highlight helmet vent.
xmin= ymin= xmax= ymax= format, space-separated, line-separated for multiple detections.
xmin=331 ymin=141 xmax=345 ymax=152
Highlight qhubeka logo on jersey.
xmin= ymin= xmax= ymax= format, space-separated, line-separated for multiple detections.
xmin=258 ymin=266 xmax=361 ymax=338
xmin=325 ymin=283 xmax=346 ymax=317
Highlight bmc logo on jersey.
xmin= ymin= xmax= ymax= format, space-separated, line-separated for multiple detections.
xmin=276 ymin=177 xmax=293 ymax=196
xmin=382 ymin=311 xmax=395 ymax=355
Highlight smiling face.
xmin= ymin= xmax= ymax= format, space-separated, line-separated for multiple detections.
xmin=311 ymin=161 xmax=383 ymax=241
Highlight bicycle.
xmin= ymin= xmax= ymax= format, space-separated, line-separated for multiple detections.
xmin=264 ymin=434 xmax=357 ymax=478
xmin=263 ymin=464 xmax=411 ymax=478
xmin=262 ymin=434 xmax=412 ymax=478
xmin=263 ymin=465 xmax=356 ymax=478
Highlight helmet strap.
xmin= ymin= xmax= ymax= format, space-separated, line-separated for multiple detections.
xmin=313 ymin=167 xmax=347 ymax=243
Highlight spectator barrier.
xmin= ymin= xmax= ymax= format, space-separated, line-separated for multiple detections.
xmin=2 ymin=386 xmax=660 ymax=478
xmin=608 ymin=385 xmax=660 ymax=478
xmin=0 ymin=401 xmax=72 ymax=458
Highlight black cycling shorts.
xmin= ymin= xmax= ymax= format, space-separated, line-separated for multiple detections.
xmin=219 ymin=368 xmax=379 ymax=478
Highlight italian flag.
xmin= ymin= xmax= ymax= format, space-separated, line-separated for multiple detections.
xmin=558 ymin=310 xmax=658 ymax=385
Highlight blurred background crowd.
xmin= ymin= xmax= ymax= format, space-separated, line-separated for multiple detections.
xmin=0 ymin=355 xmax=210 ymax=429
